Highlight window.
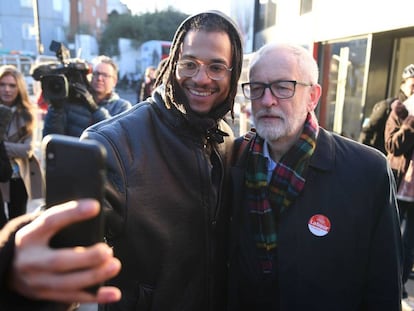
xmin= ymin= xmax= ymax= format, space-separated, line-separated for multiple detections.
xmin=319 ymin=37 xmax=369 ymax=139
xmin=390 ymin=36 xmax=414 ymax=96
xmin=55 ymin=26 xmax=65 ymax=42
xmin=53 ymin=0 xmax=62 ymax=11
xmin=22 ymin=23 xmax=36 ymax=40
xmin=300 ymin=0 xmax=313 ymax=15
xmin=255 ymin=0 xmax=277 ymax=32
xmin=20 ymin=0 xmax=32 ymax=8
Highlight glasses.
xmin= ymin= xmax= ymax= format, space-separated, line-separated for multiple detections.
xmin=176 ymin=59 xmax=232 ymax=81
xmin=242 ymin=80 xmax=312 ymax=100
xmin=92 ymin=71 xmax=113 ymax=79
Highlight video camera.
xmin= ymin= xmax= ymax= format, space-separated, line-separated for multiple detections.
xmin=31 ymin=40 xmax=91 ymax=102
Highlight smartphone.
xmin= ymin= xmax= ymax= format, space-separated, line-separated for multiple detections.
xmin=42 ymin=134 xmax=107 ymax=249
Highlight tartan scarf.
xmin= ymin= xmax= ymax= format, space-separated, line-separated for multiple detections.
xmin=245 ymin=112 xmax=319 ymax=273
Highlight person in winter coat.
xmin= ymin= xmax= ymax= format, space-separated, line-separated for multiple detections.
xmin=228 ymin=42 xmax=402 ymax=311
xmin=359 ymin=63 xmax=414 ymax=154
xmin=385 ymin=93 xmax=414 ymax=304
xmin=43 ymin=55 xmax=131 ymax=138
xmin=0 ymin=65 xmax=43 ymax=228
xmin=0 ymin=10 xmax=242 ymax=311
xmin=137 ymin=65 xmax=156 ymax=102
xmin=81 ymin=10 xmax=243 ymax=311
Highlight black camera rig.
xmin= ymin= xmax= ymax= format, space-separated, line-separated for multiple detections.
xmin=31 ymin=40 xmax=91 ymax=102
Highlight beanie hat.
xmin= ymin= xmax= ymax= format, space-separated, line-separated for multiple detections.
xmin=402 ymin=64 xmax=414 ymax=80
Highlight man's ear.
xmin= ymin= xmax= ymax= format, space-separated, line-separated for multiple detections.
xmin=308 ymin=83 xmax=321 ymax=112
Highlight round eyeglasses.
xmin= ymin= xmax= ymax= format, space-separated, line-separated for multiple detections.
xmin=242 ymin=80 xmax=312 ymax=100
xmin=177 ymin=59 xmax=232 ymax=81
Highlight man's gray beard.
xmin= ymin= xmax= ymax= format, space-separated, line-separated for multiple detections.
xmin=254 ymin=121 xmax=285 ymax=142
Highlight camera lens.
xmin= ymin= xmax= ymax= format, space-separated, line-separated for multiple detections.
xmin=41 ymin=74 xmax=69 ymax=100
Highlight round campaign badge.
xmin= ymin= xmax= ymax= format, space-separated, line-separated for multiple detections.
xmin=308 ymin=214 xmax=331 ymax=237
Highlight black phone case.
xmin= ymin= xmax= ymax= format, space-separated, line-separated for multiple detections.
xmin=43 ymin=134 xmax=106 ymax=249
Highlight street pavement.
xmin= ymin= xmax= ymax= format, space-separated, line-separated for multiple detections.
xmin=405 ymin=280 xmax=414 ymax=310
xmin=116 ymin=86 xmax=138 ymax=105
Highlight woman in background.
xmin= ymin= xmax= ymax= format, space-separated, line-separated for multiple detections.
xmin=0 ymin=65 xmax=42 ymax=228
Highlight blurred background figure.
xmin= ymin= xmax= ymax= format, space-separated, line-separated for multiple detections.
xmin=137 ymin=65 xmax=156 ymax=103
xmin=359 ymin=64 xmax=414 ymax=154
xmin=42 ymin=55 xmax=131 ymax=138
xmin=0 ymin=65 xmax=43 ymax=229
xmin=385 ymin=93 xmax=414 ymax=307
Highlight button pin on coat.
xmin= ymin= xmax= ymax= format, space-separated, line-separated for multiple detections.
xmin=308 ymin=214 xmax=331 ymax=237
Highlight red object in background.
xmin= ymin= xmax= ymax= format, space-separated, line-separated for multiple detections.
xmin=37 ymin=92 xmax=48 ymax=113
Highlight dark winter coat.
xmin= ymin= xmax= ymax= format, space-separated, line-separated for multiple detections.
xmin=359 ymin=97 xmax=395 ymax=154
xmin=385 ymin=100 xmax=414 ymax=186
xmin=83 ymin=88 xmax=234 ymax=311
xmin=43 ymin=92 xmax=131 ymax=138
xmin=228 ymin=128 xmax=402 ymax=311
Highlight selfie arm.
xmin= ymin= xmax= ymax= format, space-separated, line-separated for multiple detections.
xmin=0 ymin=200 xmax=121 ymax=303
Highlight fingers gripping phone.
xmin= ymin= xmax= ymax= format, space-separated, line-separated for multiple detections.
xmin=42 ymin=134 xmax=107 ymax=249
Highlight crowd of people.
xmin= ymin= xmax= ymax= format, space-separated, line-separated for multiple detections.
xmin=0 ymin=9 xmax=409 ymax=311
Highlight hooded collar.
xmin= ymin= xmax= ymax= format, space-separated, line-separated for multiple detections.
xmin=156 ymin=11 xmax=243 ymax=143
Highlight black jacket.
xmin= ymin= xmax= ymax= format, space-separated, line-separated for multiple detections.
xmin=359 ymin=97 xmax=395 ymax=154
xmin=83 ymin=89 xmax=234 ymax=311
xmin=0 ymin=140 xmax=11 ymax=210
xmin=43 ymin=92 xmax=131 ymax=138
xmin=229 ymin=128 xmax=402 ymax=310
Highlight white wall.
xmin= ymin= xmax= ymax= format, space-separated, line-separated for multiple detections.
xmin=74 ymin=34 xmax=99 ymax=61
xmin=114 ymin=38 xmax=140 ymax=80
xmin=261 ymin=0 xmax=414 ymax=47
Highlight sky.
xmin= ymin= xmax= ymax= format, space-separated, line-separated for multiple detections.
xmin=120 ymin=0 xmax=230 ymax=16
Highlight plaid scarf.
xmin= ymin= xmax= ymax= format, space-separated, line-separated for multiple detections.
xmin=245 ymin=112 xmax=319 ymax=273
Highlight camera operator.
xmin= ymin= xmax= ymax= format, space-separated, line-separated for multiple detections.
xmin=42 ymin=55 xmax=132 ymax=138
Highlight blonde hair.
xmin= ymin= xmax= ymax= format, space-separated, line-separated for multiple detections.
xmin=0 ymin=65 xmax=35 ymax=137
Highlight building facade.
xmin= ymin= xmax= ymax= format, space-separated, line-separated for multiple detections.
xmin=231 ymin=0 xmax=414 ymax=140
xmin=0 ymin=0 xmax=114 ymax=59
xmin=69 ymin=0 xmax=107 ymax=42
xmin=0 ymin=0 xmax=67 ymax=56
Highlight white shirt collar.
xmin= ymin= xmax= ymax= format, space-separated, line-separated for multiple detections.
xmin=263 ymin=140 xmax=277 ymax=182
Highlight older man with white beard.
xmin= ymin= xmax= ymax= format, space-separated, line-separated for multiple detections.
xmin=228 ymin=42 xmax=402 ymax=311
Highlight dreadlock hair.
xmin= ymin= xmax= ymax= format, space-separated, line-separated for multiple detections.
xmin=155 ymin=10 xmax=243 ymax=121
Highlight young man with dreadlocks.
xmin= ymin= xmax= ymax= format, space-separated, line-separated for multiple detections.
xmin=82 ymin=11 xmax=243 ymax=311
xmin=228 ymin=43 xmax=402 ymax=310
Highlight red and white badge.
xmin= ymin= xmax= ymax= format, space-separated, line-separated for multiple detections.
xmin=308 ymin=214 xmax=331 ymax=237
